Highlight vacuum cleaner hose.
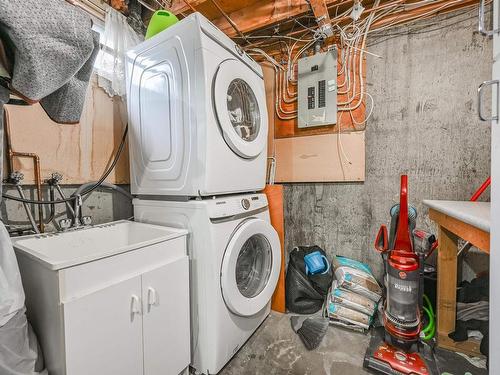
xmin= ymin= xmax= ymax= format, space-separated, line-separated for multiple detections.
xmin=422 ymin=294 xmax=435 ymax=340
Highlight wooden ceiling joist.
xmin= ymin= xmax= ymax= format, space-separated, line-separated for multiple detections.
xmin=309 ymin=0 xmax=330 ymax=20
xmin=208 ymin=0 xmax=351 ymax=38
xmin=110 ymin=0 xmax=128 ymax=13
xmin=371 ymin=0 xmax=480 ymax=29
xmin=166 ymin=0 xmax=484 ymax=41
xmin=308 ymin=0 xmax=333 ymax=36
xmin=212 ymin=0 xmax=310 ymax=37
xmin=170 ymin=0 xmax=207 ymax=14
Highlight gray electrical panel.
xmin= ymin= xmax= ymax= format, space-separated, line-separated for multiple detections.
xmin=297 ymin=48 xmax=337 ymax=128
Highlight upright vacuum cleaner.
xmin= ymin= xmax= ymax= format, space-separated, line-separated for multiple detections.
xmin=364 ymin=175 xmax=437 ymax=375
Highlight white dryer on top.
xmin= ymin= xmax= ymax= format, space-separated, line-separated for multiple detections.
xmin=126 ymin=12 xmax=268 ymax=198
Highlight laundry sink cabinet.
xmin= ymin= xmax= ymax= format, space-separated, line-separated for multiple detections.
xmin=13 ymin=221 xmax=190 ymax=375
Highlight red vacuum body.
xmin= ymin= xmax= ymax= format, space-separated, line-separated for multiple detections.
xmin=384 ymin=176 xmax=421 ymax=350
xmin=366 ymin=175 xmax=430 ymax=375
xmin=384 ymin=250 xmax=421 ymax=350
xmin=383 ymin=175 xmax=422 ymax=349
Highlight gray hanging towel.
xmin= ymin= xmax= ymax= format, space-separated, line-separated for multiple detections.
xmin=0 ymin=0 xmax=99 ymax=124
xmin=0 ymin=220 xmax=47 ymax=374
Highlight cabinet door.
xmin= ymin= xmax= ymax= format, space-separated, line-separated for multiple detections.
xmin=142 ymin=256 xmax=190 ymax=375
xmin=63 ymin=276 xmax=143 ymax=375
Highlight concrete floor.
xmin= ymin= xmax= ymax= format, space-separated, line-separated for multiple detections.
xmin=219 ymin=312 xmax=371 ymax=375
xmin=218 ymin=312 xmax=488 ymax=375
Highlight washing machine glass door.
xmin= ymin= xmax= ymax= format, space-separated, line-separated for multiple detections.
xmin=220 ymin=219 xmax=281 ymax=317
xmin=213 ymin=59 xmax=268 ymax=159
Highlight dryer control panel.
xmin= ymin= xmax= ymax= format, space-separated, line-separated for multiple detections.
xmin=207 ymin=194 xmax=268 ymax=220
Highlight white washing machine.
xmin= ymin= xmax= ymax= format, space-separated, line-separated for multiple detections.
xmin=126 ymin=13 xmax=268 ymax=198
xmin=133 ymin=193 xmax=281 ymax=374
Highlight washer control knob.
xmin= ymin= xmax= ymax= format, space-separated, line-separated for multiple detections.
xmin=241 ymin=199 xmax=250 ymax=210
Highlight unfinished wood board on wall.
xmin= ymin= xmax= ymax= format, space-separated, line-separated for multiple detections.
xmin=4 ymin=77 xmax=129 ymax=184
xmin=274 ymin=132 xmax=365 ymax=183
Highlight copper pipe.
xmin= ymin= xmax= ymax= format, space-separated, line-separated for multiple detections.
xmin=9 ymin=153 xmax=44 ymax=233
xmin=4 ymin=109 xmax=45 ymax=232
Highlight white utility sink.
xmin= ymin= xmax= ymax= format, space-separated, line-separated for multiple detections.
xmin=14 ymin=220 xmax=190 ymax=375
xmin=13 ymin=220 xmax=187 ymax=270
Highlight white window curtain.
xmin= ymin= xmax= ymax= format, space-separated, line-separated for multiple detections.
xmin=94 ymin=7 xmax=143 ymax=97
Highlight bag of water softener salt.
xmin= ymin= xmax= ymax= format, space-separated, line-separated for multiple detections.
xmin=333 ymin=255 xmax=373 ymax=274
xmin=332 ymin=256 xmax=382 ymax=302
xmin=326 ymin=293 xmax=372 ymax=331
xmin=330 ymin=280 xmax=377 ymax=316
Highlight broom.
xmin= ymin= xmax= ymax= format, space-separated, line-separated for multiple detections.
xmin=290 ymin=316 xmax=329 ymax=350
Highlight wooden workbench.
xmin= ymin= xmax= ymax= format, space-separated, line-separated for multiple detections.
xmin=424 ymin=200 xmax=490 ymax=357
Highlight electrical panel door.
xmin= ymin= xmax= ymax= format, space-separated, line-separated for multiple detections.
xmin=297 ymin=48 xmax=338 ymax=128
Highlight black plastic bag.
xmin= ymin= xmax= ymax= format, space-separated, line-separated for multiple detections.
xmin=285 ymin=246 xmax=333 ymax=314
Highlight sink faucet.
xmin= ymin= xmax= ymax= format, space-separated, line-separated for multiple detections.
xmin=73 ymin=194 xmax=83 ymax=228
xmin=70 ymin=194 xmax=92 ymax=229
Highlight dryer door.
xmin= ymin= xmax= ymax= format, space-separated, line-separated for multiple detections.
xmin=220 ymin=219 xmax=281 ymax=317
xmin=213 ymin=59 xmax=268 ymax=159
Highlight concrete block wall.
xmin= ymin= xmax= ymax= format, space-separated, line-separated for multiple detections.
xmin=284 ymin=9 xmax=492 ymax=278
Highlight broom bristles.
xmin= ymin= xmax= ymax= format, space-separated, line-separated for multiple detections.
xmin=291 ymin=316 xmax=329 ymax=350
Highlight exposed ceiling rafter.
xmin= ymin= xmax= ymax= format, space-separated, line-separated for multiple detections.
xmin=147 ymin=0 xmax=485 ymax=44
xmin=308 ymin=0 xmax=333 ymax=36
xmin=170 ymin=0 xmax=207 ymax=13
xmin=199 ymin=0 xmax=353 ymax=37
xmin=211 ymin=0 xmax=311 ymax=37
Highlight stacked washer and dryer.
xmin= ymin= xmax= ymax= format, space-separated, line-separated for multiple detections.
xmin=126 ymin=13 xmax=281 ymax=375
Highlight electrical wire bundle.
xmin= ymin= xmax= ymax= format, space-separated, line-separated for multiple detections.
xmin=237 ymin=0 xmax=488 ymax=176
xmin=241 ymin=0 xmax=488 ymax=129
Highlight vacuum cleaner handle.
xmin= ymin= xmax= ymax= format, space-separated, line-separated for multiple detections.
xmin=374 ymin=225 xmax=389 ymax=253
xmin=393 ymin=175 xmax=413 ymax=253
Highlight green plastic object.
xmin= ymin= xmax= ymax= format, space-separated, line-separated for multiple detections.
xmin=421 ymin=294 xmax=436 ymax=341
xmin=146 ymin=10 xmax=179 ymax=39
